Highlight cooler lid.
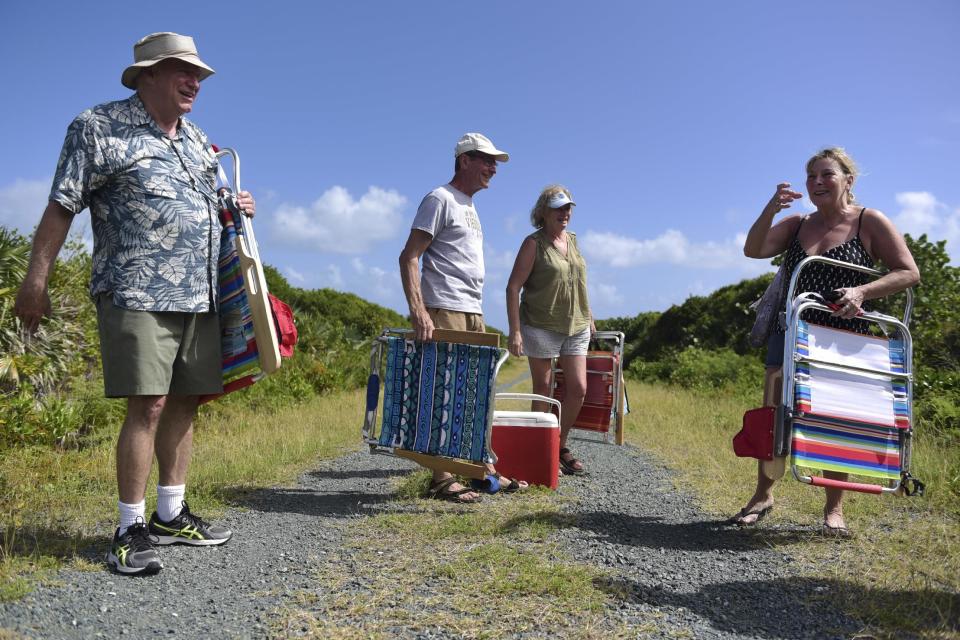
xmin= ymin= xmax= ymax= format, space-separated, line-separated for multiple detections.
xmin=492 ymin=410 xmax=559 ymax=428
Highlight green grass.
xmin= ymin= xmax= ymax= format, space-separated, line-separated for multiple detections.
xmin=0 ymin=358 xmax=537 ymax=602
xmin=272 ymin=474 xmax=640 ymax=639
xmin=0 ymin=388 xmax=365 ymax=599
xmin=624 ymin=380 xmax=960 ymax=639
xmin=5 ymin=358 xmax=955 ymax=637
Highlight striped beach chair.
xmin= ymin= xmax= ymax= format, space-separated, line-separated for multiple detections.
xmin=775 ymin=256 xmax=923 ymax=496
xmin=200 ymin=147 xmax=285 ymax=404
xmin=363 ymin=328 xmax=508 ymax=480
xmin=550 ymin=331 xmax=627 ymax=444
xmin=211 ymin=206 xmax=264 ymax=396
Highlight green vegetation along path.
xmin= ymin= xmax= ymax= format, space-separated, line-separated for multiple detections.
xmin=0 ymin=425 xmax=862 ymax=639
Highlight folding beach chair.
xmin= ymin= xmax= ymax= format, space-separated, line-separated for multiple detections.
xmin=550 ymin=330 xmax=627 ymax=445
xmin=743 ymin=256 xmax=924 ymax=496
xmin=362 ymin=328 xmax=508 ymax=481
xmin=200 ymin=148 xmax=295 ymax=403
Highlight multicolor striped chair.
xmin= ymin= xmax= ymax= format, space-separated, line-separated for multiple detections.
xmin=200 ymin=147 xmax=283 ymax=403
xmin=776 ymin=256 xmax=922 ymax=496
xmin=363 ymin=328 xmax=508 ymax=480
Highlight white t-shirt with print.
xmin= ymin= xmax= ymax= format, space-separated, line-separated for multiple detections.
xmin=411 ymin=183 xmax=484 ymax=314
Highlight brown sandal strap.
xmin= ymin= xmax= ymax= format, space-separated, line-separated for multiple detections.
xmin=428 ymin=477 xmax=457 ymax=497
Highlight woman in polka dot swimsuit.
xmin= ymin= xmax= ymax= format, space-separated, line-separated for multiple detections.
xmin=731 ymin=148 xmax=920 ymax=535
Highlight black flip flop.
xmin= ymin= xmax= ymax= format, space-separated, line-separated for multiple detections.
xmin=821 ymin=523 xmax=852 ymax=538
xmin=496 ymin=475 xmax=527 ymax=493
xmin=727 ymin=505 xmax=773 ymax=527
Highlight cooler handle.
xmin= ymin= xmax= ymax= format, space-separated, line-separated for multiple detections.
xmin=494 ymin=393 xmax=562 ymax=423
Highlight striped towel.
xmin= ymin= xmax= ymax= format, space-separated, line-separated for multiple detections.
xmin=791 ymin=418 xmax=901 ymax=480
xmin=379 ymin=337 xmax=502 ymax=463
xmin=794 ymin=321 xmax=909 ymax=428
xmin=216 ymin=210 xmax=262 ymax=390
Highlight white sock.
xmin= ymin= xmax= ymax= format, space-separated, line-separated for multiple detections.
xmin=118 ymin=499 xmax=146 ymax=537
xmin=156 ymin=484 xmax=186 ymax=522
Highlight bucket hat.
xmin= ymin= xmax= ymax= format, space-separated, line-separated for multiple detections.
xmin=121 ymin=32 xmax=215 ymax=89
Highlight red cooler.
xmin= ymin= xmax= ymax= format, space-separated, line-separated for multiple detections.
xmin=491 ymin=393 xmax=561 ymax=490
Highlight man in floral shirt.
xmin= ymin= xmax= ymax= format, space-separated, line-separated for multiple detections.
xmin=15 ymin=32 xmax=256 ymax=575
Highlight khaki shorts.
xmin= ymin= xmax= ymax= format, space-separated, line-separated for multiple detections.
xmin=427 ymin=307 xmax=485 ymax=333
xmin=95 ymin=294 xmax=222 ymax=398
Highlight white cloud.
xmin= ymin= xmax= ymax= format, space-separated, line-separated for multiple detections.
xmin=0 ymin=178 xmax=50 ymax=233
xmin=590 ymin=282 xmax=623 ymax=305
xmin=327 ymin=264 xmax=344 ymax=288
xmin=284 ymin=266 xmax=306 ymax=284
xmin=350 ymin=257 xmax=396 ymax=299
xmin=580 ymin=228 xmax=765 ymax=273
xmin=271 ymin=185 xmax=406 ymax=254
xmin=351 ymin=257 xmax=387 ymax=281
xmin=483 ymin=242 xmax=516 ymax=271
xmin=893 ymin=191 xmax=960 ymax=260
xmin=894 ymin=191 xmax=941 ymax=236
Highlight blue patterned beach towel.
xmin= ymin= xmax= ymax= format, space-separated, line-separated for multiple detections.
xmin=379 ymin=337 xmax=502 ymax=463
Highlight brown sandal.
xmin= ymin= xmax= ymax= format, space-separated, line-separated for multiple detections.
xmin=427 ymin=477 xmax=482 ymax=503
xmin=559 ymin=448 xmax=585 ymax=475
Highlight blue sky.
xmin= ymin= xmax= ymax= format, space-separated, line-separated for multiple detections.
xmin=2 ymin=1 xmax=958 ymax=332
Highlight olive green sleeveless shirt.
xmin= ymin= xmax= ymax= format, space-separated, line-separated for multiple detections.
xmin=519 ymin=230 xmax=591 ymax=335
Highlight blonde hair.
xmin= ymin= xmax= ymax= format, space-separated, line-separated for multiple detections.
xmin=530 ymin=184 xmax=573 ymax=228
xmin=806 ymin=147 xmax=859 ymax=205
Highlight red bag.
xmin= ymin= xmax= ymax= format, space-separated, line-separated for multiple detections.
xmin=269 ymin=294 xmax=297 ymax=358
xmin=733 ymin=407 xmax=774 ymax=461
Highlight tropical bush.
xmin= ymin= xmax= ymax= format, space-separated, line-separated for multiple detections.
xmin=628 ymin=346 xmax=763 ymax=395
xmin=0 ymin=229 xmax=104 ymax=449
xmin=609 ymin=234 xmax=960 ymax=438
xmin=0 ymin=228 xmax=411 ymax=451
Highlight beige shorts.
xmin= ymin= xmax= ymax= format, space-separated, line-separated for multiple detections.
xmin=95 ymin=294 xmax=222 ymax=398
xmin=427 ymin=307 xmax=485 ymax=333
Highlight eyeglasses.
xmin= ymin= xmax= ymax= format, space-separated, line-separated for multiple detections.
xmin=466 ymin=152 xmax=498 ymax=167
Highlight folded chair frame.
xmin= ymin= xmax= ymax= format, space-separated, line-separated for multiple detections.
xmin=362 ymin=328 xmax=508 ymax=480
xmin=775 ymin=256 xmax=917 ymax=495
xmin=550 ymin=330 xmax=627 ymax=444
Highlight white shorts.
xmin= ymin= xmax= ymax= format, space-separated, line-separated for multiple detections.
xmin=520 ymin=323 xmax=590 ymax=359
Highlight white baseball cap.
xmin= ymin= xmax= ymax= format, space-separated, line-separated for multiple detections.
xmin=547 ymin=191 xmax=575 ymax=208
xmin=454 ymin=133 xmax=509 ymax=162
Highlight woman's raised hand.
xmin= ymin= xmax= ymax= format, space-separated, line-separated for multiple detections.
xmin=765 ymin=183 xmax=804 ymax=215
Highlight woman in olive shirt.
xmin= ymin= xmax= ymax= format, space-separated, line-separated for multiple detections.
xmin=506 ymin=185 xmax=595 ymax=475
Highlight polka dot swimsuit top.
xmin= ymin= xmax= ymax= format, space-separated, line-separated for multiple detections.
xmin=776 ymin=208 xmax=873 ymax=335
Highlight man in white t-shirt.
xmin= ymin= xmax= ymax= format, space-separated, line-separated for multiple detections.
xmin=399 ymin=132 xmax=522 ymax=502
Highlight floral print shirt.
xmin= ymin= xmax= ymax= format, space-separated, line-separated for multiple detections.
xmin=50 ymin=94 xmax=221 ymax=312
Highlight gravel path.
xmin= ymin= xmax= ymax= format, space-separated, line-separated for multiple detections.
xmin=0 ymin=394 xmax=861 ymax=638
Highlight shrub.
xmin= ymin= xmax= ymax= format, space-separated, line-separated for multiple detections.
xmin=628 ymin=347 xmax=764 ymax=395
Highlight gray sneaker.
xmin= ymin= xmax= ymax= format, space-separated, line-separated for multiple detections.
xmin=105 ymin=520 xmax=162 ymax=575
xmin=148 ymin=501 xmax=232 ymax=546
